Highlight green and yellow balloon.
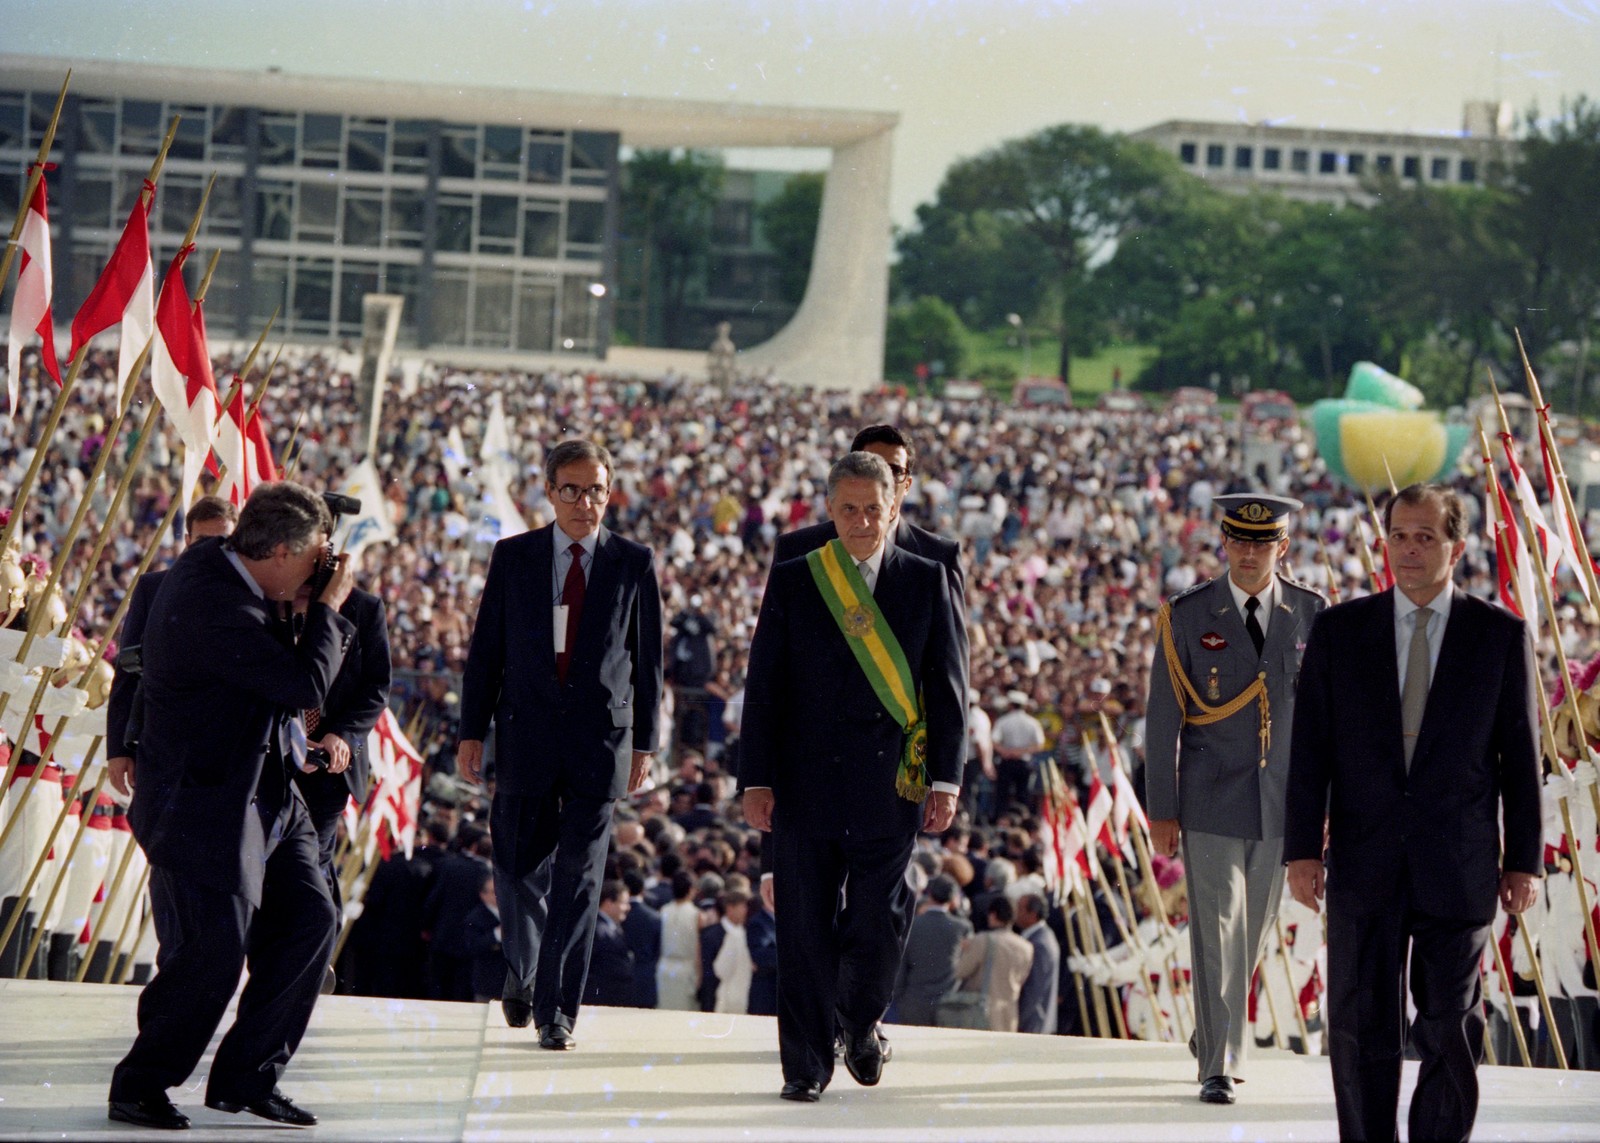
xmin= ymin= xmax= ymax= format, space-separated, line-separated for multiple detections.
xmin=1311 ymin=363 xmax=1469 ymax=491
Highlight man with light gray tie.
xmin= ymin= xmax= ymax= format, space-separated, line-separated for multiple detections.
xmin=1287 ymin=483 xmax=1542 ymax=1143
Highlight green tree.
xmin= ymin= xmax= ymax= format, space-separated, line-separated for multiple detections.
xmin=1368 ymin=179 xmax=1522 ymax=406
xmin=757 ymin=171 xmax=824 ymax=306
xmin=1506 ymin=98 xmax=1600 ymax=411
xmin=884 ymin=296 xmax=967 ymax=385
xmin=933 ymin=126 xmax=1182 ymax=388
xmin=620 ymin=148 xmax=724 ymax=348
xmin=893 ymin=200 xmax=1053 ymax=330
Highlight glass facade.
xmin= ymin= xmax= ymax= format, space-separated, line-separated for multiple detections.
xmin=0 ymin=87 xmax=620 ymax=353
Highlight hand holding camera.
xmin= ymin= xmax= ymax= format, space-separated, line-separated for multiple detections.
xmin=311 ymin=548 xmax=356 ymax=611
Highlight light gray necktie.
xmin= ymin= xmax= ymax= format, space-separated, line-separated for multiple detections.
xmin=858 ymin=560 xmax=874 ymax=595
xmin=1401 ymin=607 xmax=1433 ymax=769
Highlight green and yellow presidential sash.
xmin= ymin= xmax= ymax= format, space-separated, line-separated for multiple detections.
xmin=805 ymin=540 xmax=929 ymax=802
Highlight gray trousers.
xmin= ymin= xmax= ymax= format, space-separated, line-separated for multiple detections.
xmin=1182 ymin=828 xmax=1285 ymax=1082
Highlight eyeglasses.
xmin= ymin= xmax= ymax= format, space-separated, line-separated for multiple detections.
xmin=555 ymin=483 xmax=611 ymax=505
xmin=887 ymin=464 xmax=911 ymax=483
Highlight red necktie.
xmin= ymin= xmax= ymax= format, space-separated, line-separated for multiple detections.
xmin=558 ymin=541 xmax=586 ymax=682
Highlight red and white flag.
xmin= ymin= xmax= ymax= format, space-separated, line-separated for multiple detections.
xmin=68 ymin=191 xmax=155 ymax=403
xmin=150 ymin=245 xmax=220 ymax=509
xmin=1501 ymin=432 xmax=1562 ymax=585
xmin=1484 ymin=453 xmax=1536 ymax=634
xmin=6 ymin=171 xmax=62 ymax=413
xmin=245 ymin=406 xmax=279 ymax=487
xmin=1538 ymin=428 xmax=1595 ymax=603
xmin=211 ymin=384 xmax=250 ymax=506
xmin=365 ymin=708 xmax=423 ymax=862
xmin=1085 ymin=768 xmax=1116 ymax=853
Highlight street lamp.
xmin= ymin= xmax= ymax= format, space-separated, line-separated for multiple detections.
xmin=1006 ymin=312 xmax=1031 ymax=378
xmin=587 ymin=282 xmax=608 ymax=358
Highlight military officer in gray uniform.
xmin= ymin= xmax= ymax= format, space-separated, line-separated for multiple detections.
xmin=1143 ymin=493 xmax=1325 ymax=1106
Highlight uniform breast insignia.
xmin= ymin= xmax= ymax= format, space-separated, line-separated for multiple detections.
xmin=1200 ymin=632 xmax=1227 ymax=650
xmin=842 ymin=604 xmax=875 ymax=639
xmin=1207 ymin=667 xmax=1222 ymax=702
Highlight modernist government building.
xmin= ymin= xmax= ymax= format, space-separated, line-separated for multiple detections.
xmin=2 ymin=57 xmax=1511 ymax=391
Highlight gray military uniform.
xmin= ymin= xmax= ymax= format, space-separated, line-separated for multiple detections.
xmin=1144 ymin=573 xmax=1326 ymax=1082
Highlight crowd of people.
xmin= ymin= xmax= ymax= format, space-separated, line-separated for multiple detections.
xmin=2 ymin=341 xmax=1596 ymax=1074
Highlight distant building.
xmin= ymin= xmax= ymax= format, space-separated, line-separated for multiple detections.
xmin=1132 ymin=101 xmax=1518 ymax=205
xmin=0 ymin=55 xmax=895 ymax=391
xmin=615 ymin=167 xmax=813 ymax=352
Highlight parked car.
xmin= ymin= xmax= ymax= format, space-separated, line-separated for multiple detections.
xmin=1014 ymin=378 xmax=1071 ymax=408
xmin=1165 ymin=386 xmax=1219 ymax=422
xmin=1096 ymin=391 xmax=1148 ymax=414
xmin=1241 ymin=389 xmax=1298 ymax=430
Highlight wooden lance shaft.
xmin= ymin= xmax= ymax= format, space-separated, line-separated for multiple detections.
xmin=1488 ymin=921 xmax=1535 ymax=1068
xmin=0 ymin=71 xmax=70 ymax=292
xmin=1272 ymin=914 xmax=1314 ymax=1051
xmin=1073 ymin=736 xmax=1174 ymax=1043
xmin=1096 ymin=712 xmax=1197 ymax=1039
xmin=16 ymin=760 xmax=110 ymax=978
xmin=0 ymin=456 xmax=191 ymax=866
xmin=101 ymin=862 xmax=152 ymax=984
xmin=1487 ymin=413 xmax=1600 ymax=1004
xmin=0 ymin=741 xmax=102 ymax=958
xmin=0 ymin=139 xmax=207 ymax=722
xmin=72 ymin=815 xmax=141 ymax=983
xmin=0 ymin=115 xmax=181 ymax=559
xmin=1515 ymin=330 xmax=1600 ymax=617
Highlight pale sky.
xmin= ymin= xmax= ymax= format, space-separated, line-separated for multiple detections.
xmin=7 ymin=0 xmax=1598 ymax=227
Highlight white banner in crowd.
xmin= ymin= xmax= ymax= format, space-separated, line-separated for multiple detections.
xmin=331 ymin=459 xmax=397 ymax=563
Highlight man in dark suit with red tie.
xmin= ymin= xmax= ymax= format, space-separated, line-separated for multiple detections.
xmin=108 ymin=481 xmax=356 ymax=1131
xmin=743 ymin=451 xmax=966 ymax=1102
xmin=458 ymin=439 xmax=662 ymax=1051
xmin=1287 ymin=483 xmax=1543 ymax=1142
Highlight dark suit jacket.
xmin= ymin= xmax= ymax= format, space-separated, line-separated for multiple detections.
xmin=293 ymin=588 xmax=392 ymax=807
xmin=585 ymin=912 xmax=636 ymax=1007
xmin=459 ymin=524 xmax=663 ymax=799
xmin=741 ymin=545 xmax=966 ymax=839
xmin=1018 ymin=922 xmax=1061 ymax=1033
xmin=895 ymin=907 xmax=973 ymax=1020
xmin=774 ymin=517 xmax=969 ymax=678
xmin=128 ymin=537 xmax=354 ymax=907
xmin=1286 ymin=589 xmax=1542 ymax=924
xmin=745 ymin=903 xmax=779 ymax=1016
xmin=106 ymin=569 xmax=166 ymax=758
xmin=697 ymin=920 xmax=727 ymax=1011
xmin=622 ymin=898 xmax=662 ymax=1008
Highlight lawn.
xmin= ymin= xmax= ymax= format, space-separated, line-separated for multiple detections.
xmin=962 ymin=329 xmax=1158 ymax=401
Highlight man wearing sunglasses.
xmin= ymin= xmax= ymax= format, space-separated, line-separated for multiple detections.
xmin=458 ymin=438 xmax=662 ymax=1052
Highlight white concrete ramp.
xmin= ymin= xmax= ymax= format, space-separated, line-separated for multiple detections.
xmin=1 ymin=978 xmax=1595 ymax=1141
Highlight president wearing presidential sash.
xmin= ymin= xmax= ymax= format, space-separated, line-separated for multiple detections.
xmin=742 ymin=451 xmax=966 ymax=1103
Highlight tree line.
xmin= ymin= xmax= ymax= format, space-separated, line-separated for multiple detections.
xmin=894 ymin=98 xmax=1600 ymax=409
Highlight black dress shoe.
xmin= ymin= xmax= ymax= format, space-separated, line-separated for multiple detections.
xmin=780 ymin=1079 xmax=823 ymax=1102
xmin=841 ymin=1024 xmax=888 ymax=1086
xmin=1199 ymin=1075 xmax=1236 ymax=1105
xmin=538 ymin=1024 xmax=576 ymax=1050
xmin=108 ymin=1096 xmax=191 ymax=1130
xmin=502 ymin=970 xmax=534 ymax=1028
xmin=205 ymin=1089 xmax=318 ymax=1126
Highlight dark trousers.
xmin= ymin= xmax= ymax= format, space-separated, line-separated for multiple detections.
xmin=109 ymin=794 xmax=335 ymax=1104
xmin=1327 ymin=893 xmax=1490 ymax=1143
xmin=994 ymin=757 xmax=1034 ymax=816
xmin=296 ymin=772 xmax=353 ymax=916
xmin=771 ymin=827 xmax=915 ymax=1086
xmin=490 ymin=788 xmax=613 ymax=1032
